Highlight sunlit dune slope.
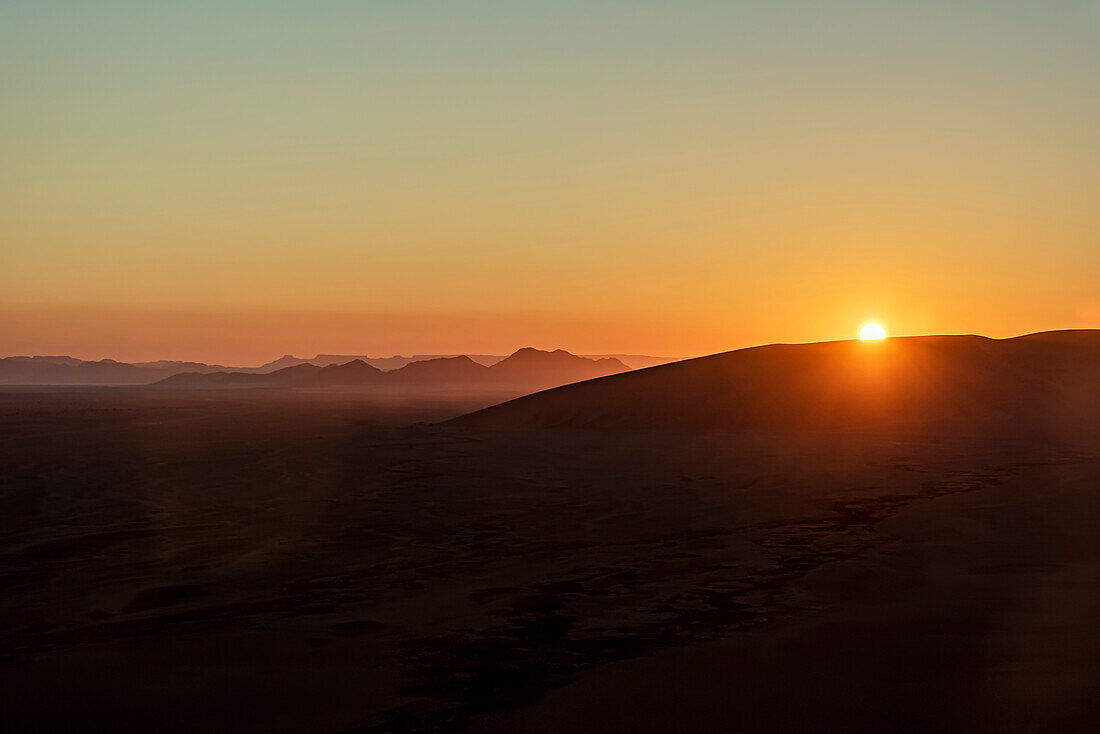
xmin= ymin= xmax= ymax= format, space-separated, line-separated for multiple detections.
xmin=451 ymin=330 xmax=1100 ymax=437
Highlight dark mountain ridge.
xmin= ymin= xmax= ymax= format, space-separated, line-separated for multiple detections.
xmin=156 ymin=348 xmax=629 ymax=390
xmin=0 ymin=349 xmax=657 ymax=385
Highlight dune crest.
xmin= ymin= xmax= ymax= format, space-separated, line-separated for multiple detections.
xmin=453 ymin=330 xmax=1100 ymax=438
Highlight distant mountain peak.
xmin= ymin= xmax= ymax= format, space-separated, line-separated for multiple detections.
xmin=488 ymin=347 xmax=629 ymax=384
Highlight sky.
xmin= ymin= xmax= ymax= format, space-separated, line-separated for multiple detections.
xmin=2 ymin=1 xmax=1098 ymax=365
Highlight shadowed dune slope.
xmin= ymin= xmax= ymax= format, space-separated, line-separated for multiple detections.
xmin=452 ymin=331 xmax=1100 ymax=437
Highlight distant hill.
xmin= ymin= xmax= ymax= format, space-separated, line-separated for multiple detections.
xmin=452 ymin=331 xmax=1100 ymax=441
xmin=487 ymin=348 xmax=628 ymax=386
xmin=0 ymin=348 xmax=664 ymax=386
xmin=580 ymin=354 xmax=678 ymax=369
xmin=157 ymin=359 xmax=388 ymax=388
xmin=254 ymin=352 xmax=676 ymax=372
xmin=389 ymin=356 xmax=491 ymax=385
xmin=253 ymin=354 xmax=311 ymax=372
xmin=4 ymin=355 xmax=85 ymax=367
xmin=0 ymin=355 xmax=248 ymax=385
xmin=255 ymin=353 xmax=509 ymax=371
xmin=0 ymin=357 xmax=176 ymax=385
xmin=158 ymin=348 xmax=629 ymax=391
xmin=130 ymin=359 xmax=236 ymax=372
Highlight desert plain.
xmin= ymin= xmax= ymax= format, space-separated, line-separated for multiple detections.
xmin=1 ymin=333 xmax=1097 ymax=733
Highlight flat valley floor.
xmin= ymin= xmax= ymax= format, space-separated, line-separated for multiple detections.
xmin=1 ymin=389 xmax=1097 ymax=732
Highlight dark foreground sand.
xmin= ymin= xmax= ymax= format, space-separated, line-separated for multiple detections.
xmin=0 ymin=385 xmax=1097 ymax=732
xmin=475 ymin=453 xmax=1099 ymax=733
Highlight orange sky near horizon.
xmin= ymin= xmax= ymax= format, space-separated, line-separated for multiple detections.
xmin=2 ymin=2 xmax=1097 ymax=365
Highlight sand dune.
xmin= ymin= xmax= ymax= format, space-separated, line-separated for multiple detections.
xmin=456 ymin=331 xmax=1100 ymax=439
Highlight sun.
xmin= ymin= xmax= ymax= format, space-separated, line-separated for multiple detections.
xmin=859 ymin=323 xmax=887 ymax=340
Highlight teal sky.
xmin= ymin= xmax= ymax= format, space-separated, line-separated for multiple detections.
xmin=2 ymin=1 xmax=1098 ymax=362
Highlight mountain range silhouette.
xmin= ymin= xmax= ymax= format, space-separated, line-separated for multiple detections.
xmin=0 ymin=348 xmax=644 ymax=387
xmin=157 ymin=348 xmax=629 ymax=389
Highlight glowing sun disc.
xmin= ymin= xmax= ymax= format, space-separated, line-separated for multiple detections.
xmin=859 ymin=323 xmax=887 ymax=340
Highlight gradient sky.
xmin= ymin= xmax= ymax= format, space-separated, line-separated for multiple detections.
xmin=2 ymin=1 xmax=1098 ymax=364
